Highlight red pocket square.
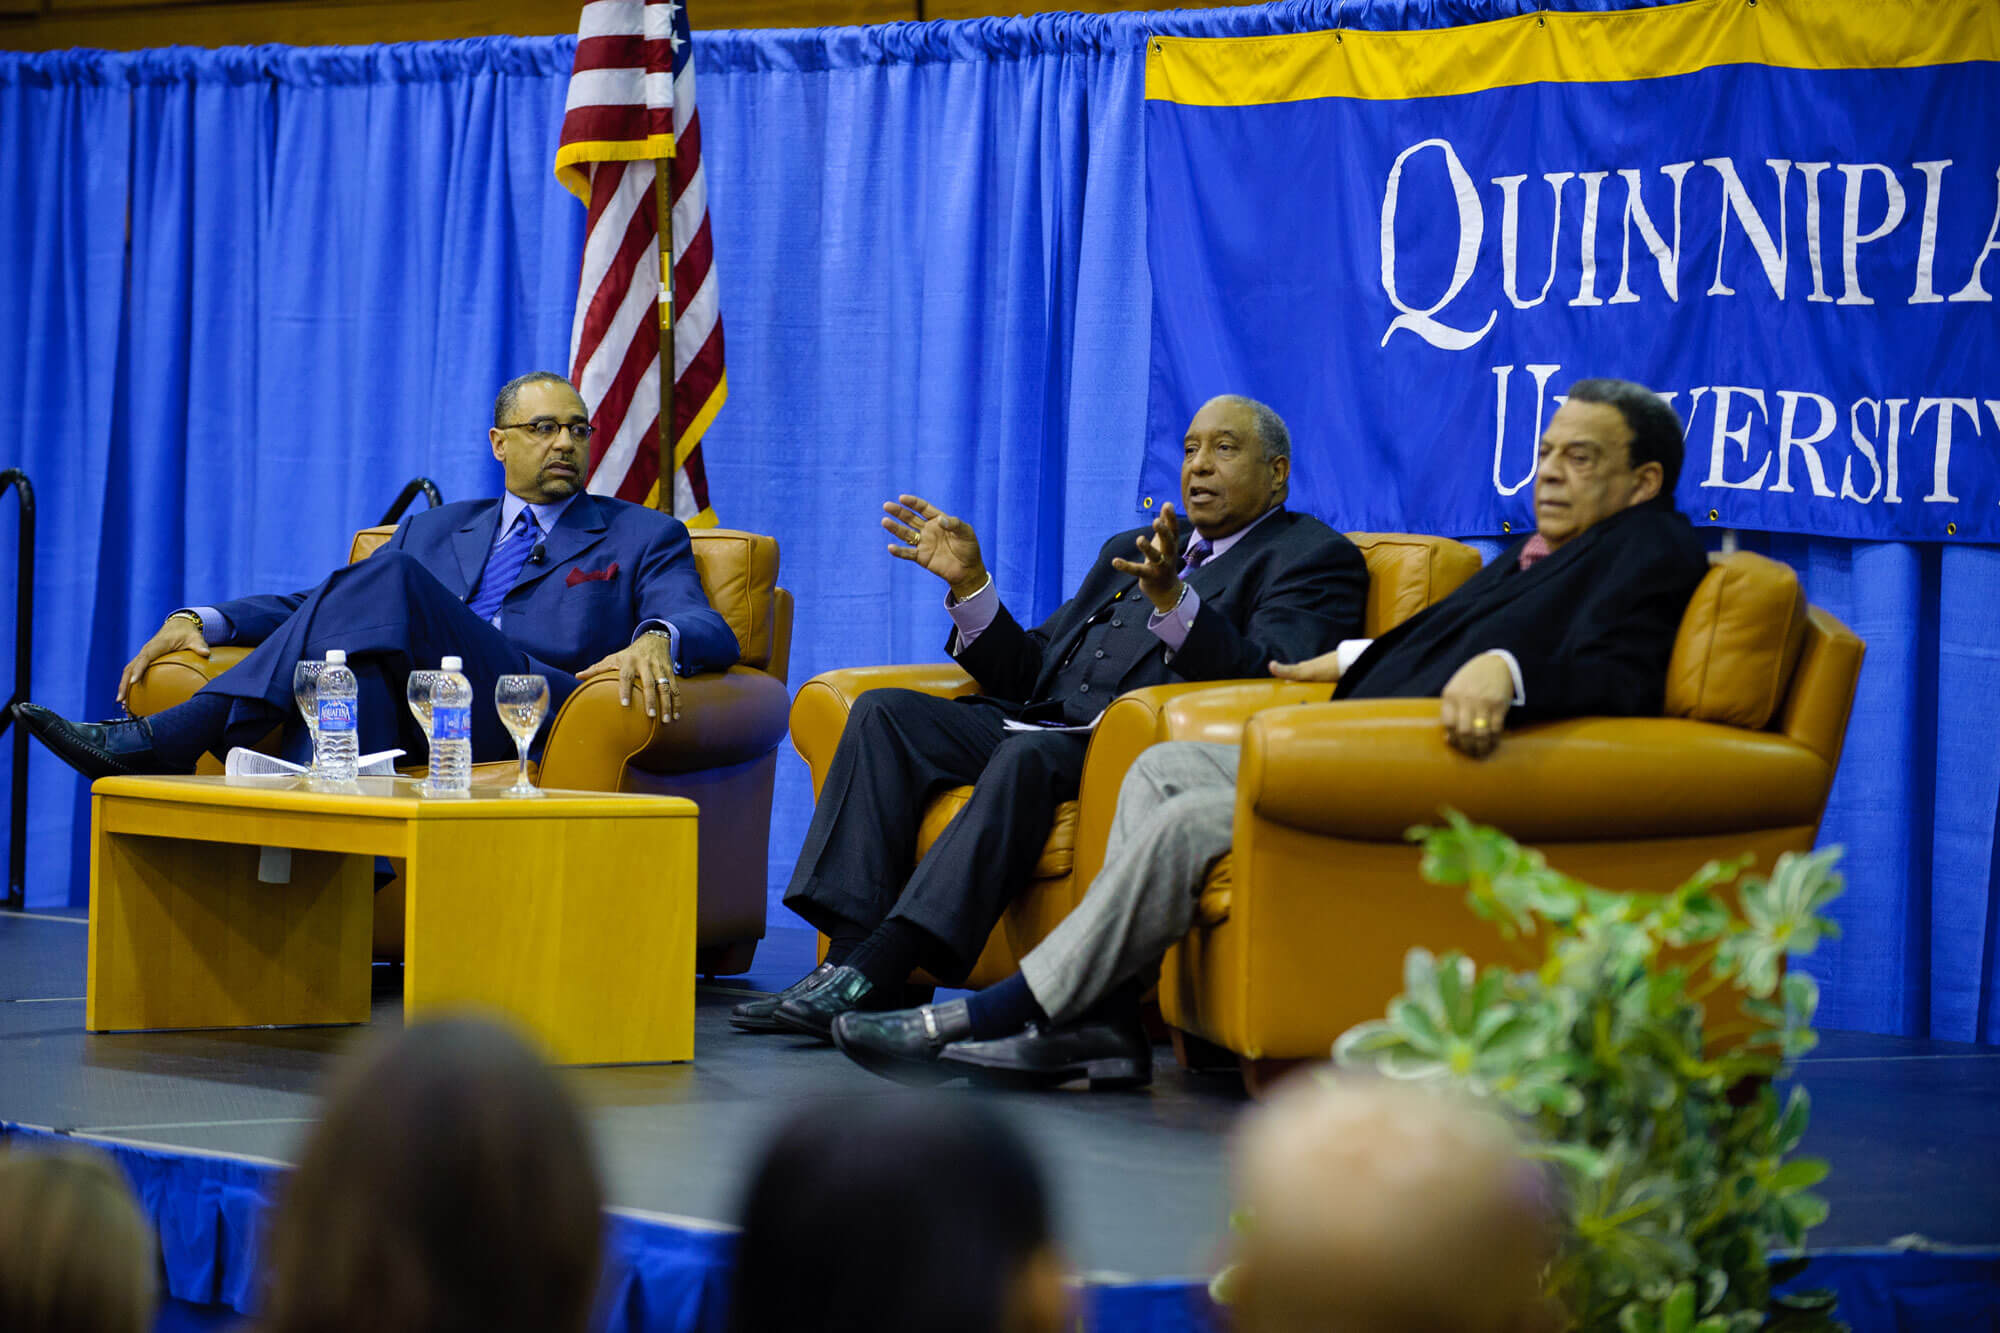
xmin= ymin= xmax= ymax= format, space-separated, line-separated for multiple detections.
xmin=566 ymin=561 xmax=619 ymax=587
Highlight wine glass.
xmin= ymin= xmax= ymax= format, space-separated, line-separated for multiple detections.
xmin=494 ymin=674 xmax=550 ymax=798
xmin=406 ymin=670 xmax=440 ymax=752
xmin=292 ymin=659 xmax=326 ymax=776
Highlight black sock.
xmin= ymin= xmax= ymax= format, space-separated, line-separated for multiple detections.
xmin=143 ymin=693 xmax=234 ymax=771
xmin=844 ymin=917 xmax=931 ymax=991
xmin=823 ymin=917 xmax=871 ymax=968
xmin=964 ymin=973 xmax=1049 ymax=1040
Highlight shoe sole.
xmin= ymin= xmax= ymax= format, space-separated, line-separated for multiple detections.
xmin=728 ymin=1011 xmax=794 ymax=1034
xmin=951 ymin=1056 xmax=1152 ymax=1093
xmin=831 ymin=1027 xmax=963 ymax=1087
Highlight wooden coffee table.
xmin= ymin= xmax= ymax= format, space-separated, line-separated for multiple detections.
xmin=86 ymin=774 xmax=697 ymax=1064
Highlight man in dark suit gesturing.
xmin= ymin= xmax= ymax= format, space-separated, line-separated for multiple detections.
xmin=832 ymin=378 xmax=1713 ymax=1088
xmin=739 ymin=395 xmax=1368 ymax=1038
xmin=17 ymin=372 xmax=737 ymax=777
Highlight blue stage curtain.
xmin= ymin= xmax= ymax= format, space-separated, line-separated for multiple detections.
xmin=1 ymin=0 xmax=1996 ymax=1042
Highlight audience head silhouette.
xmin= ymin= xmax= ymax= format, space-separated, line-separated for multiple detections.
xmin=261 ymin=1016 xmax=605 ymax=1333
xmin=0 ymin=1146 xmax=157 ymax=1333
xmin=1230 ymin=1075 xmax=1559 ymax=1333
xmin=730 ymin=1094 xmax=1068 ymax=1333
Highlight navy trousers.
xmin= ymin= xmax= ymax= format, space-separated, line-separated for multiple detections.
xmin=198 ymin=551 xmax=579 ymax=765
xmin=781 ymin=687 xmax=1090 ymax=983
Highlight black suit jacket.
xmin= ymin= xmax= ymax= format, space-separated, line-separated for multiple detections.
xmin=1338 ymin=502 xmax=1709 ymax=721
xmin=953 ymin=509 xmax=1367 ymax=713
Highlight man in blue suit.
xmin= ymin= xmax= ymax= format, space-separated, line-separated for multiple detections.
xmin=17 ymin=372 xmax=739 ymax=777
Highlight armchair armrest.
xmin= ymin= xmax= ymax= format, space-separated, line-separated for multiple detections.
xmin=125 ymin=647 xmax=253 ymax=718
xmin=789 ymin=664 xmax=979 ymax=793
xmin=538 ymin=666 xmax=791 ymax=791
xmin=1159 ymin=680 xmax=1339 ymax=745
xmin=1238 ymin=700 xmax=1835 ymax=843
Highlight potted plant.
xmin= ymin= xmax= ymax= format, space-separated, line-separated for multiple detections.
xmin=1330 ymin=812 xmax=1846 ymax=1333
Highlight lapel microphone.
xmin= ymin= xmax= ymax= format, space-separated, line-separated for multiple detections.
xmin=528 ymin=542 xmax=547 ymax=565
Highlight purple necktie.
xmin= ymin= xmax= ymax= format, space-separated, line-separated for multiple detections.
xmin=1181 ymin=539 xmax=1212 ymax=575
xmin=468 ymin=510 xmax=540 ymax=620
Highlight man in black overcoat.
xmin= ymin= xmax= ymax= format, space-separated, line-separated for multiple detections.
xmin=830 ymin=377 xmax=1716 ymax=1088
xmin=736 ymin=395 xmax=1369 ymax=1037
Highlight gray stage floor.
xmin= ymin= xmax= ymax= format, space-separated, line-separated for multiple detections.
xmin=4 ymin=908 xmax=1997 ymax=1280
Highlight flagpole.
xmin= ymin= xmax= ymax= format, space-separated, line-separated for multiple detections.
xmin=654 ymin=157 xmax=676 ymax=514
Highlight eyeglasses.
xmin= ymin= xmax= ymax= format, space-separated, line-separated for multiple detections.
xmin=499 ymin=418 xmax=596 ymax=444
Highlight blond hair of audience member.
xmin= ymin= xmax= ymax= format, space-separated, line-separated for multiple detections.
xmin=0 ymin=1146 xmax=158 ymax=1333
xmin=261 ymin=1017 xmax=606 ymax=1333
xmin=1230 ymin=1075 xmax=1559 ymax=1333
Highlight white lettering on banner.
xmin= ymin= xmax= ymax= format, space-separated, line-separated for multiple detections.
xmin=1798 ymin=162 xmax=1835 ymax=302
xmin=1572 ymin=171 xmax=1610 ymax=307
xmin=1611 ymin=163 xmax=1693 ymax=305
xmin=1912 ymin=398 xmax=1982 ymax=503
xmin=1772 ymin=392 xmax=1838 ymax=497
xmin=1490 ymin=363 xmax=1564 ymax=494
xmin=1379 ymin=147 xmax=2000 ymax=346
xmin=1911 ymin=161 xmax=1953 ymax=304
xmin=1704 ymin=386 xmax=1773 ymax=490
xmin=1841 ymin=398 xmax=1899 ymax=504
xmin=1838 ymin=164 xmax=1908 ymax=305
xmin=1706 ymin=158 xmax=1792 ymax=299
xmin=1488 ymin=366 xmax=1992 ymax=512
xmin=1380 ymin=139 xmax=1497 ymax=349
xmin=1949 ymin=166 xmax=2000 ymax=301
xmin=1494 ymin=173 xmax=1571 ymax=309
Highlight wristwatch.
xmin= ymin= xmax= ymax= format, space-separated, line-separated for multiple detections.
xmin=167 ymin=610 xmax=204 ymax=631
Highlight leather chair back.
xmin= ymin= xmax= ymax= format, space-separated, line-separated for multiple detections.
xmin=1345 ymin=533 xmax=1483 ymax=638
xmin=348 ymin=523 xmax=782 ymax=672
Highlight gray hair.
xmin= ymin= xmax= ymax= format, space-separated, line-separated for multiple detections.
xmin=494 ymin=371 xmax=578 ymax=427
xmin=1202 ymin=394 xmax=1292 ymax=463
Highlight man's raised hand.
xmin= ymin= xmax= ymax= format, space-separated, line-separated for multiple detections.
xmin=1111 ymin=502 xmax=1184 ymax=614
xmin=883 ymin=495 xmax=989 ymax=600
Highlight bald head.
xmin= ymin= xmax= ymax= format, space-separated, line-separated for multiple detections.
xmin=1230 ymin=1076 xmax=1558 ymax=1333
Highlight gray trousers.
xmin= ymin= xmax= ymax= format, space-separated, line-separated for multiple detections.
xmin=1018 ymin=741 xmax=1241 ymax=1024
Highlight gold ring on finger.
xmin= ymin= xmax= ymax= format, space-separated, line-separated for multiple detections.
xmin=1472 ymin=717 xmax=1489 ymax=730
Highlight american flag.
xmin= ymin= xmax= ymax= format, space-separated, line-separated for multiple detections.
xmin=556 ymin=0 xmax=724 ymax=523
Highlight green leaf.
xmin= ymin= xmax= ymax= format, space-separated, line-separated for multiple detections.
xmin=1770 ymin=1158 xmax=1830 ymax=1195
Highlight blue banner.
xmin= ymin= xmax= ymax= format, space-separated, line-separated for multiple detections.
xmin=1143 ymin=0 xmax=2000 ymax=542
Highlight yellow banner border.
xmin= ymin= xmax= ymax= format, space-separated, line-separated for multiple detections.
xmin=1145 ymin=0 xmax=2000 ymax=108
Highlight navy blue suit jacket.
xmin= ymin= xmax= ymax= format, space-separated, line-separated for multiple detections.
xmin=213 ymin=493 xmax=738 ymax=678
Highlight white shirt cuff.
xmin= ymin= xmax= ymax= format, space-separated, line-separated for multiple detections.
xmin=1486 ymin=649 xmax=1527 ymax=706
xmin=1335 ymin=639 xmax=1373 ymax=675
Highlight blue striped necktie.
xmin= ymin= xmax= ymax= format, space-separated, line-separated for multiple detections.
xmin=468 ymin=510 xmax=540 ymax=621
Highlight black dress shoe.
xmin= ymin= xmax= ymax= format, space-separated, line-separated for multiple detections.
xmin=13 ymin=703 xmax=174 ymax=780
xmin=729 ymin=961 xmax=839 ymax=1033
xmin=772 ymin=965 xmax=888 ymax=1041
xmin=832 ymin=999 xmax=974 ymax=1085
xmin=940 ymin=1014 xmax=1154 ymax=1091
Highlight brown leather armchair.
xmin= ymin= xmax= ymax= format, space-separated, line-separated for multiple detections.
xmin=124 ymin=525 xmax=794 ymax=976
xmin=1150 ymin=550 xmax=1866 ymax=1088
xmin=787 ymin=533 xmax=1483 ymax=987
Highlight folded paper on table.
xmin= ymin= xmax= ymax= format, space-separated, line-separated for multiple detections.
xmin=224 ymin=747 xmax=405 ymax=778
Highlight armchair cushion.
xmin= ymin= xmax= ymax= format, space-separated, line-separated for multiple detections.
xmin=1666 ymin=552 xmax=1807 ymax=730
xmin=691 ymin=530 xmax=781 ymax=672
xmin=1346 ymin=533 xmax=1484 ymax=639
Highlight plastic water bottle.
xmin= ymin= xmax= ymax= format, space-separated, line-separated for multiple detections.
xmin=315 ymin=650 xmax=360 ymax=782
xmin=427 ymin=655 xmax=473 ymax=797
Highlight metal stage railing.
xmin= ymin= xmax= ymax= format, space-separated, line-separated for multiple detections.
xmin=1 ymin=469 xmax=34 ymax=911
xmin=378 ymin=476 xmax=444 ymax=526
